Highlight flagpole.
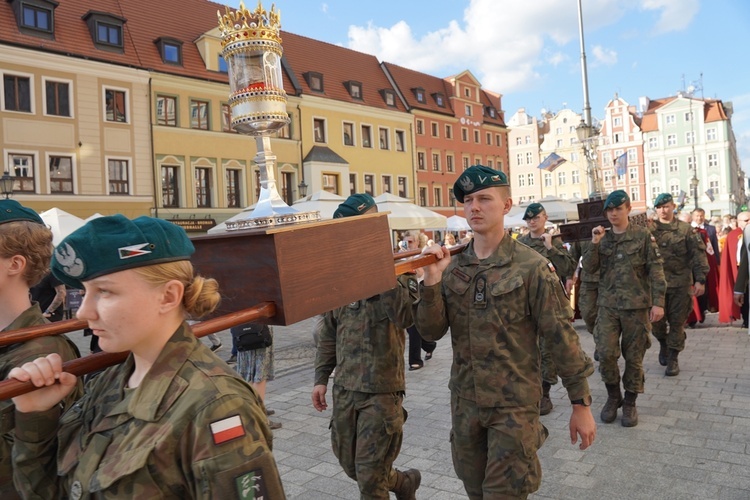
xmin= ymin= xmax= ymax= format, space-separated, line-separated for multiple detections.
xmin=576 ymin=0 xmax=602 ymax=198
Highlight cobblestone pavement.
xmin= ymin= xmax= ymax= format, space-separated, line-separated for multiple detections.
xmin=63 ymin=313 xmax=750 ymax=499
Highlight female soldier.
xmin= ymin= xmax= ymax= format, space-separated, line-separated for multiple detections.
xmin=0 ymin=199 xmax=81 ymax=499
xmin=9 ymin=215 xmax=284 ymax=499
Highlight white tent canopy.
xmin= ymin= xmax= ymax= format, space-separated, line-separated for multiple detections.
xmin=446 ymin=215 xmax=470 ymax=231
xmin=292 ymin=190 xmax=345 ymax=220
xmin=85 ymin=213 xmax=105 ymax=222
xmin=40 ymin=208 xmax=85 ymax=246
xmin=516 ymin=196 xmax=579 ymax=222
xmin=374 ymin=193 xmax=447 ymax=230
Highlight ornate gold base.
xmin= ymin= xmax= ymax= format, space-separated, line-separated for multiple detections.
xmin=225 ymin=210 xmax=321 ymax=230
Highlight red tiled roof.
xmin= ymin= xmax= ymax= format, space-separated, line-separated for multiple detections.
xmin=382 ymin=61 xmax=454 ymax=115
xmin=479 ymin=89 xmax=506 ymax=127
xmin=704 ymin=99 xmax=727 ymax=123
xmin=279 ymin=31 xmax=406 ymax=112
xmin=639 ymin=97 xmax=674 ymax=132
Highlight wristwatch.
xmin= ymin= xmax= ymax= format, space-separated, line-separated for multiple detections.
xmin=571 ymin=395 xmax=592 ymax=406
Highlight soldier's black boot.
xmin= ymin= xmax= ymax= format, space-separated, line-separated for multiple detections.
xmin=666 ymin=349 xmax=680 ymax=376
xmin=600 ymin=384 xmax=623 ymax=423
xmin=621 ymin=391 xmax=638 ymax=427
xmin=392 ymin=468 xmax=421 ymax=500
xmin=540 ymin=381 xmax=553 ymax=415
xmin=658 ymin=340 xmax=668 ymax=366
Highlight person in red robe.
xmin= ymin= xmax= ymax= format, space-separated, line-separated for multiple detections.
xmin=688 ymin=226 xmax=720 ymax=325
xmin=718 ymin=214 xmax=750 ymax=324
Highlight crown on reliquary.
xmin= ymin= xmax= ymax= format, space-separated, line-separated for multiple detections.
xmin=217 ymin=0 xmax=282 ymax=48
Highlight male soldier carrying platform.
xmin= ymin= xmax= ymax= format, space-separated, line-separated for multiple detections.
xmin=583 ymin=190 xmax=666 ymax=427
xmin=415 ymin=165 xmax=596 ymax=499
xmin=568 ymin=238 xmax=600 ymax=360
xmin=651 ymin=193 xmax=708 ymax=376
xmin=517 ymin=203 xmax=577 ymax=415
xmin=311 ymin=193 xmax=421 ymax=500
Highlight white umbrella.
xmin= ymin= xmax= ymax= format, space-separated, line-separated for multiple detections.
xmin=85 ymin=213 xmax=105 ymax=222
xmin=292 ymin=190 xmax=346 ymax=220
xmin=517 ymin=196 xmax=579 ymax=222
xmin=374 ymin=193 xmax=447 ymax=230
xmin=40 ymin=208 xmax=85 ymax=246
xmin=446 ymin=215 xmax=470 ymax=231
xmin=503 ymin=212 xmax=555 ymax=229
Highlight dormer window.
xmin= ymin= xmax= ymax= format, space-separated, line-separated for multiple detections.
xmin=381 ymin=89 xmax=396 ymax=107
xmin=413 ymin=87 xmax=425 ymax=103
xmin=304 ymin=72 xmax=324 ymax=92
xmin=345 ymin=81 xmax=362 ymax=99
xmin=83 ymin=11 xmax=126 ymax=52
xmin=155 ymin=37 xmax=183 ymax=65
xmin=487 ymin=106 xmax=496 ymax=118
xmin=9 ymin=0 xmax=57 ymax=38
xmin=432 ymin=93 xmax=445 ymax=107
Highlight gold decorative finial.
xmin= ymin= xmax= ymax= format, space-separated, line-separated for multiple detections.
xmin=217 ymin=1 xmax=282 ymax=48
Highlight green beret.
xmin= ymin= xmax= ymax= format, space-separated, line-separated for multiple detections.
xmin=653 ymin=193 xmax=673 ymax=208
xmin=453 ymin=165 xmax=509 ymax=203
xmin=333 ymin=193 xmax=376 ymax=219
xmin=0 ymin=199 xmax=43 ymax=226
xmin=51 ymin=215 xmax=194 ymax=289
xmin=523 ymin=203 xmax=545 ymax=220
xmin=604 ymin=190 xmax=630 ymax=210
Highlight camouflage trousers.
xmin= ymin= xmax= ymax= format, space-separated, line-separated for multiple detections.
xmin=595 ymin=306 xmax=652 ymax=393
xmin=540 ymin=341 xmax=558 ymax=385
xmin=651 ymin=286 xmax=692 ymax=351
xmin=330 ymin=385 xmax=406 ymax=499
xmin=450 ymin=392 xmax=548 ymax=500
xmin=578 ymin=281 xmax=599 ymax=335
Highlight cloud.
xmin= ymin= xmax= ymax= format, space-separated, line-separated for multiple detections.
xmin=640 ymin=0 xmax=700 ymax=34
xmin=321 ymin=3 xmax=328 ymax=14
xmin=345 ymin=0 xmax=630 ymax=94
xmin=591 ymin=45 xmax=618 ymax=66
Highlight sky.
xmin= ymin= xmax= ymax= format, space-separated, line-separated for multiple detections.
xmin=227 ymin=0 xmax=750 ymax=176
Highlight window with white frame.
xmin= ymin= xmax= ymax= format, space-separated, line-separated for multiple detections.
xmin=684 ymin=111 xmax=692 ymax=122
xmin=194 ymin=167 xmax=212 ymax=206
xmin=630 ymin=187 xmax=640 ymax=201
xmin=3 ymin=74 xmax=32 ymax=112
xmin=706 ymin=128 xmax=717 ymax=141
xmin=555 ymin=127 xmax=562 ymax=134
xmin=667 ymin=134 xmax=676 ymax=146
xmin=525 ymin=152 xmax=533 ymax=164
xmin=708 ymin=152 xmax=718 ymax=168
xmin=349 ymin=173 xmax=357 ymax=194
xmin=517 ymin=174 xmax=526 ymax=187
xmin=190 ymin=99 xmax=209 ymax=130
xmin=614 ymin=132 xmax=622 ymax=143
xmin=604 ymin=170 xmax=613 ymax=183
xmin=602 ymin=152 xmax=611 ymax=165
xmin=665 ymin=114 xmax=676 ymax=125
xmin=379 ymin=128 xmax=389 ymax=149
xmin=651 ymin=185 xmax=660 ymax=199
xmin=364 ymin=174 xmax=374 ymax=195
xmin=343 ymin=122 xmax=354 ymax=146
xmin=417 ymin=152 xmax=425 ymax=170
xmin=687 ymin=156 xmax=696 ymax=171
xmin=557 ymin=171 xmax=566 ymax=185
xmin=496 ymin=134 xmax=502 ymax=147
xmin=395 ymin=130 xmax=405 ymax=152
xmin=447 ymin=155 xmax=454 ymax=172
xmin=157 ymin=95 xmax=177 ymax=126
xmin=44 ymin=79 xmax=71 ymax=117
xmin=49 ymin=155 xmax=73 ymax=193
xmin=525 ymin=135 xmax=531 ymax=144
xmin=686 ymin=131 xmax=695 ymax=144
xmin=709 ymin=178 xmax=719 ymax=191
xmin=465 ymin=104 xmax=472 ymax=116
xmin=445 ymin=125 xmax=452 ymax=139
xmin=105 ymin=88 xmax=127 ymax=123
xmin=571 ymin=152 xmax=579 ymax=162
xmin=382 ymin=175 xmax=392 ymax=194
xmin=544 ymin=173 xmax=552 ymax=187
xmin=650 ymin=160 xmax=659 ymax=174
xmin=314 ymin=118 xmax=326 ymax=142
xmin=516 ymin=153 xmax=523 ymax=166
xmin=629 ymin=167 xmax=638 ymax=181
xmin=648 ymin=137 xmax=657 ymax=149
xmin=397 ymin=176 xmax=407 ymax=197
xmin=627 ymin=148 xmax=636 ymax=162
xmin=670 ymin=183 xmax=680 ymax=196
xmin=226 ymin=168 xmax=241 ymax=208
xmin=527 ymin=173 xmax=535 ymax=186
xmin=556 ymin=139 xmax=563 ymax=147
xmin=572 ymin=170 xmax=580 ymax=184
xmin=108 ymin=159 xmax=129 ymax=194
xmin=516 ymin=137 xmax=522 ymax=146
xmin=473 ymin=130 xmax=479 ymax=143
xmin=361 ymin=125 xmax=372 ymax=147
xmin=9 ymin=153 xmax=35 ymax=192
xmin=462 ymin=157 xmax=469 ymax=169
xmin=323 ymin=173 xmax=339 ymax=194
xmin=614 ymin=117 xmax=622 ymax=126
xmin=433 ymin=186 xmax=441 ymax=206
xmin=416 ymin=120 xmax=424 ymax=135
xmin=162 ymin=165 xmax=179 ymax=207
xmin=668 ymin=158 xmax=678 ymax=172
xmin=486 ymin=132 xmax=492 ymax=145
xmin=432 ymin=153 xmax=440 ymax=171
xmin=431 ymin=122 xmax=438 ymax=137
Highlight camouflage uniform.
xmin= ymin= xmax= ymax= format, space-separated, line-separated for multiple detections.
xmin=12 ymin=323 xmax=284 ymax=499
xmin=582 ymin=225 xmax=666 ymax=393
xmin=315 ymin=276 xmax=416 ymax=499
xmin=650 ymin=219 xmax=708 ymax=351
xmin=517 ymin=234 xmax=577 ymax=386
xmin=0 ymin=304 xmax=81 ymax=499
xmin=414 ymin=237 xmax=593 ymax=499
xmin=569 ymin=240 xmax=599 ymax=335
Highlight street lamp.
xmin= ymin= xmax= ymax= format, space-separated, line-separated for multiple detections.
xmin=297 ymin=179 xmax=308 ymax=198
xmin=575 ymin=120 xmax=601 ymax=198
xmin=690 ymin=175 xmax=699 ymax=210
xmin=0 ymin=172 xmax=13 ymax=199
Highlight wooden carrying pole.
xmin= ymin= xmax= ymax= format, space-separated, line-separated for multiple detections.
xmin=0 ymin=302 xmax=276 ymax=400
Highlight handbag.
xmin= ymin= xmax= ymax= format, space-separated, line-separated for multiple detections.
xmin=230 ymin=322 xmax=273 ymax=351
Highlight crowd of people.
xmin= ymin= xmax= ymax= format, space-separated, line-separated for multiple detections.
xmin=2 ymin=165 xmax=749 ymax=498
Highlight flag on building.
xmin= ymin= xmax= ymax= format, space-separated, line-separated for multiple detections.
xmin=705 ymin=188 xmax=715 ymax=202
xmin=537 ymin=152 xmax=566 ymax=171
xmin=614 ymin=153 xmax=628 ymax=177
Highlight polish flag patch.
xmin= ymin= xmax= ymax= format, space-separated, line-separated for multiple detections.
xmin=118 ymin=243 xmax=152 ymax=259
xmin=210 ymin=415 xmax=245 ymax=445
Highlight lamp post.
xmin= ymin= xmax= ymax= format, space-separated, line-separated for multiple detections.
xmin=0 ymin=172 xmax=13 ymax=199
xmin=297 ymin=179 xmax=308 ymax=199
xmin=576 ymin=120 xmax=601 ymax=198
xmin=690 ymin=175 xmax=699 ymax=210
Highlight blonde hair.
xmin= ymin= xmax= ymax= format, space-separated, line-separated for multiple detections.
xmin=0 ymin=221 xmax=53 ymax=286
xmin=133 ymin=261 xmax=220 ymax=319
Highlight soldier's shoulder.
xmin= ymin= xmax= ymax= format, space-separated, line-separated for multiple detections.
xmin=511 ymin=239 xmax=551 ymax=272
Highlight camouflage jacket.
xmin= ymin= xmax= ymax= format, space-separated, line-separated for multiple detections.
xmin=0 ymin=304 xmax=81 ymax=496
xmin=568 ymin=240 xmax=598 ymax=284
xmin=651 ymin=219 xmax=709 ymax=288
xmin=414 ymin=237 xmax=593 ymax=408
xmin=13 ymin=323 xmax=285 ymax=500
xmin=315 ymin=275 xmax=417 ymax=393
xmin=516 ymin=233 xmax=576 ymax=282
xmin=582 ymin=224 xmax=667 ymax=309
